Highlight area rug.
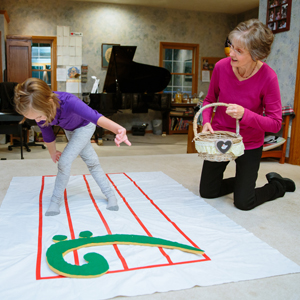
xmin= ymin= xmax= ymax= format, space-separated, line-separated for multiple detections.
xmin=0 ymin=172 xmax=299 ymax=299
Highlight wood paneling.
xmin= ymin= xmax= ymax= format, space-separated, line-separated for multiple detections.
xmin=288 ymin=34 xmax=300 ymax=165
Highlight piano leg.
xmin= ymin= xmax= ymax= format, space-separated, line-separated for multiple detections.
xmin=94 ymin=127 xmax=104 ymax=145
xmin=161 ymin=111 xmax=169 ymax=134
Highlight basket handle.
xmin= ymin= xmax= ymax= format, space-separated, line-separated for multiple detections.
xmin=193 ymin=102 xmax=240 ymax=137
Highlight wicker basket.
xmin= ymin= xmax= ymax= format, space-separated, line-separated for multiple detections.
xmin=193 ymin=103 xmax=244 ymax=162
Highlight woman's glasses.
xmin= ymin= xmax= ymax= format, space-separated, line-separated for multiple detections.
xmin=228 ymin=42 xmax=246 ymax=56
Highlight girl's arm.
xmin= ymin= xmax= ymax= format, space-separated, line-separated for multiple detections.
xmin=45 ymin=140 xmax=62 ymax=163
xmin=97 ymin=116 xmax=131 ymax=147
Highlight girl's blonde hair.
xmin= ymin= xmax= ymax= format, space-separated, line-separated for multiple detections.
xmin=228 ymin=19 xmax=274 ymax=61
xmin=14 ymin=78 xmax=60 ymax=126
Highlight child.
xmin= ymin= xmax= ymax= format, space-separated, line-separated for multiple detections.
xmin=14 ymin=78 xmax=131 ymax=216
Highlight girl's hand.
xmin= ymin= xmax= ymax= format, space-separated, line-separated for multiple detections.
xmin=51 ymin=150 xmax=62 ymax=163
xmin=226 ymin=104 xmax=244 ymax=120
xmin=202 ymin=122 xmax=214 ymax=134
xmin=114 ymin=128 xmax=131 ymax=147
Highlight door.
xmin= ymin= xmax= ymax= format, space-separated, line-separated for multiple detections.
xmin=6 ymin=35 xmax=32 ymax=83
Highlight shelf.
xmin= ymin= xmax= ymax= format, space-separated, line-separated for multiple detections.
xmin=171 ymin=103 xmax=197 ymax=107
xmin=169 ymin=114 xmax=194 ymax=118
xmin=168 ymin=102 xmax=196 ymax=135
xmin=170 ymin=130 xmax=189 ymax=134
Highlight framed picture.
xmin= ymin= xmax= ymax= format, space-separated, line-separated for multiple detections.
xmin=101 ymin=43 xmax=120 ymax=68
xmin=266 ymin=0 xmax=292 ymax=34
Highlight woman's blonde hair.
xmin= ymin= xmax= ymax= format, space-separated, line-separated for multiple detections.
xmin=14 ymin=78 xmax=60 ymax=126
xmin=228 ymin=19 xmax=274 ymax=61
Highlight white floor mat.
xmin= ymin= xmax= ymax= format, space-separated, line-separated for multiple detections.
xmin=0 ymin=172 xmax=299 ymax=300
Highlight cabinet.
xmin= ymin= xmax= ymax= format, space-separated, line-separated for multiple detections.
xmin=168 ymin=103 xmax=196 ymax=134
xmin=6 ymin=35 xmax=32 ymax=83
xmin=187 ymin=121 xmax=202 ymax=153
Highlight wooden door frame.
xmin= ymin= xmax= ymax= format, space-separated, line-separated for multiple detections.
xmin=288 ymin=34 xmax=300 ymax=165
xmin=159 ymin=42 xmax=199 ymax=95
xmin=32 ymin=36 xmax=57 ymax=91
xmin=0 ymin=31 xmax=2 ymax=82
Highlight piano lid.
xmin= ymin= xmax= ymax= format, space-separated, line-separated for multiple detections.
xmin=102 ymin=46 xmax=171 ymax=94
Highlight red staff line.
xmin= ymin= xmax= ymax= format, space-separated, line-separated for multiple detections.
xmin=36 ymin=176 xmax=45 ymax=280
xmin=64 ymin=189 xmax=79 ymax=266
xmin=106 ymin=174 xmax=173 ymax=265
xmin=37 ymin=255 xmax=210 ymax=280
xmin=107 ymin=257 xmax=210 ymax=274
xmin=123 ymin=173 xmax=208 ymax=257
xmin=83 ymin=175 xmax=129 ymax=270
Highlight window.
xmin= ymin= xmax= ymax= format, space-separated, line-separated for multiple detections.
xmin=31 ymin=37 xmax=57 ymax=90
xmin=160 ymin=42 xmax=199 ymax=98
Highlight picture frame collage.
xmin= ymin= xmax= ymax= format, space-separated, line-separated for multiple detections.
xmin=267 ymin=0 xmax=292 ymax=34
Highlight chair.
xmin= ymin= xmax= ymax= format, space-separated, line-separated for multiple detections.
xmin=0 ymin=112 xmax=25 ymax=159
xmin=261 ymin=114 xmax=290 ymax=164
xmin=22 ymin=119 xmax=46 ymax=150
xmin=0 ymin=82 xmax=46 ymax=154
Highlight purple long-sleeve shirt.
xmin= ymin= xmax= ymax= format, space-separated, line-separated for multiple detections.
xmin=202 ymin=57 xmax=282 ymax=150
xmin=37 ymin=92 xmax=103 ymax=143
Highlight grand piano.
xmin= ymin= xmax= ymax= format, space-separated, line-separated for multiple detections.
xmin=89 ymin=45 xmax=172 ymax=138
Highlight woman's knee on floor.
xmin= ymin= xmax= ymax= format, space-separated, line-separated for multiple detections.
xmin=233 ymin=197 xmax=253 ymax=211
xmin=199 ymin=186 xmax=220 ymax=199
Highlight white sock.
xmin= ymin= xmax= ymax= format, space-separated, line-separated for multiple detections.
xmin=106 ymin=195 xmax=119 ymax=211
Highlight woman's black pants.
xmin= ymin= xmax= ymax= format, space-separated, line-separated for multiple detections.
xmin=199 ymin=147 xmax=282 ymax=210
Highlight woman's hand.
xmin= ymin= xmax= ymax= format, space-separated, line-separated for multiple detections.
xmin=226 ymin=104 xmax=244 ymax=120
xmin=114 ymin=128 xmax=131 ymax=147
xmin=202 ymin=122 xmax=214 ymax=134
xmin=51 ymin=150 xmax=62 ymax=163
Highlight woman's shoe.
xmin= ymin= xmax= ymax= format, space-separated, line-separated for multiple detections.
xmin=266 ymin=172 xmax=296 ymax=192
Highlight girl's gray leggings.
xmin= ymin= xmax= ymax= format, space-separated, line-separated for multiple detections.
xmin=51 ymin=122 xmax=115 ymax=204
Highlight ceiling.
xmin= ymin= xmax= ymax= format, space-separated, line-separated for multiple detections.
xmin=70 ymin=0 xmax=260 ymax=15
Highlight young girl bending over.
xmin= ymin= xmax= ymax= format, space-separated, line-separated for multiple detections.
xmin=14 ymin=78 xmax=131 ymax=216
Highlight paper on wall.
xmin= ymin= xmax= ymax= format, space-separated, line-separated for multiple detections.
xmin=62 ymin=55 xmax=69 ymax=66
xmin=62 ymin=46 xmax=69 ymax=55
xmin=57 ymin=56 xmax=63 ymax=66
xmin=56 ymin=68 xmax=67 ymax=82
xmin=75 ymin=57 xmax=82 ymax=66
xmin=69 ymin=47 xmax=76 ymax=56
xmin=69 ymin=36 xmax=76 ymax=47
xmin=66 ymin=79 xmax=81 ymax=93
xmin=63 ymin=26 xmax=70 ymax=37
xmin=57 ymin=46 xmax=63 ymax=56
xmin=76 ymin=46 xmax=82 ymax=57
xmin=69 ymin=56 xmax=76 ymax=66
xmin=57 ymin=36 xmax=63 ymax=46
xmin=63 ymin=36 xmax=69 ymax=47
xmin=202 ymin=70 xmax=210 ymax=82
xmin=57 ymin=26 xmax=63 ymax=37
xmin=75 ymin=36 xmax=82 ymax=47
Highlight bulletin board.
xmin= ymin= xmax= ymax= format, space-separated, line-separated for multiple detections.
xmin=201 ymin=57 xmax=224 ymax=82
